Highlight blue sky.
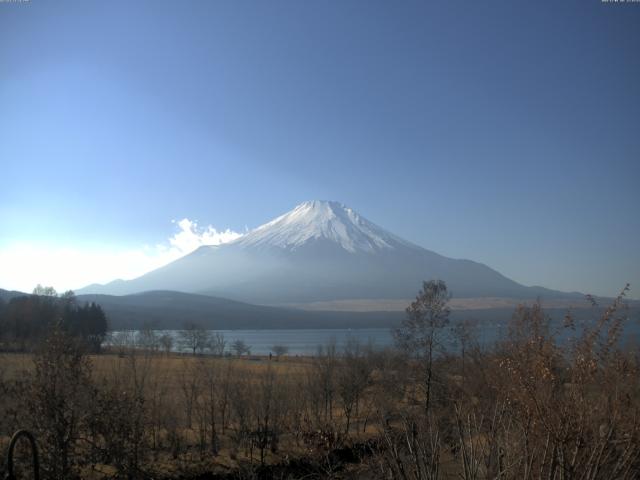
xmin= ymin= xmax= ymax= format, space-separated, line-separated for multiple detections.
xmin=1 ymin=0 xmax=639 ymax=297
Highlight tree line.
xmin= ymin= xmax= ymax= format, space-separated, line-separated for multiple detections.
xmin=108 ymin=322 xmax=286 ymax=358
xmin=0 ymin=285 xmax=108 ymax=352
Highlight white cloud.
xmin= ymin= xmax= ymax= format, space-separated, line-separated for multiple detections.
xmin=168 ymin=218 xmax=243 ymax=253
xmin=0 ymin=219 xmax=243 ymax=294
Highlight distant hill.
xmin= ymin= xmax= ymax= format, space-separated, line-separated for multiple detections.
xmin=0 ymin=289 xmax=640 ymax=334
xmin=3 ymin=288 xmax=638 ymax=332
xmin=78 ymin=201 xmax=583 ymax=304
xmin=76 ymin=290 xmax=404 ymax=330
xmin=0 ymin=288 xmax=30 ymax=302
xmin=76 ymin=290 xmax=640 ymax=331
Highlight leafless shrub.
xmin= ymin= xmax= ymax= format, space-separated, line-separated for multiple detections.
xmin=26 ymin=328 xmax=94 ymax=479
xmin=336 ymin=338 xmax=374 ymax=435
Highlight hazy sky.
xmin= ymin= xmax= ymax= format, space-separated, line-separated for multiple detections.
xmin=1 ymin=0 xmax=639 ymax=298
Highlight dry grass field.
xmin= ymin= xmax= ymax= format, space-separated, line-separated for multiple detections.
xmin=1 ymin=291 xmax=639 ymax=479
xmin=0 ymin=349 xmax=382 ymax=479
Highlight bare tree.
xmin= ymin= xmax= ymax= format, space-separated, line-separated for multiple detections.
xmin=312 ymin=340 xmax=338 ymax=425
xmin=231 ymin=339 xmax=251 ymax=357
xmin=394 ymin=279 xmax=450 ymax=415
xmin=451 ymin=319 xmax=476 ymax=386
xmin=137 ymin=322 xmax=159 ymax=352
xmin=108 ymin=330 xmax=136 ymax=356
xmin=272 ymin=344 xmax=288 ymax=359
xmin=159 ymin=333 xmax=174 ymax=355
xmin=27 ymin=328 xmax=94 ymax=479
xmin=91 ymin=379 xmax=148 ymax=477
xmin=210 ymin=332 xmax=226 ymax=356
xmin=250 ymin=367 xmax=290 ymax=466
xmin=178 ymin=359 xmax=200 ymax=429
xmin=336 ymin=338 xmax=373 ymax=435
xmin=178 ymin=322 xmax=211 ymax=355
xmin=194 ymin=357 xmax=225 ymax=455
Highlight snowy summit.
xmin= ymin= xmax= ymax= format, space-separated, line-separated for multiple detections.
xmin=233 ymin=200 xmax=409 ymax=254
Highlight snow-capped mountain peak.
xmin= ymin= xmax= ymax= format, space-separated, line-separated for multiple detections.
xmin=77 ymin=200 xmax=574 ymax=303
xmin=233 ymin=200 xmax=409 ymax=253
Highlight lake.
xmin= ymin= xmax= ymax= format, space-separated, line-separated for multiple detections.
xmin=109 ymin=312 xmax=640 ymax=356
xmin=109 ymin=325 xmax=513 ymax=356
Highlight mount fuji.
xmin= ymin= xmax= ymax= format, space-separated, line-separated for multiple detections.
xmin=78 ymin=201 xmax=576 ymax=304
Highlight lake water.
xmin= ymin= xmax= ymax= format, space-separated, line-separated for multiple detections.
xmin=200 ymin=328 xmax=394 ymax=355
xmin=110 ymin=325 xmax=511 ymax=356
xmin=111 ymin=328 xmax=395 ymax=356
xmin=110 ymin=316 xmax=640 ymax=356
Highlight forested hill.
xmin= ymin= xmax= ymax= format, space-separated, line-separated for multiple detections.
xmin=0 ymin=288 xmax=27 ymax=302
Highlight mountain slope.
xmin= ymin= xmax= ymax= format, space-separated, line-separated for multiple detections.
xmin=78 ymin=201 xmax=580 ymax=303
